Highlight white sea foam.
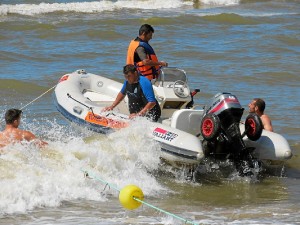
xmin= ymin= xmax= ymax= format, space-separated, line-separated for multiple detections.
xmin=201 ymin=0 xmax=240 ymax=6
xmin=0 ymin=0 xmax=190 ymax=16
xmin=0 ymin=119 xmax=167 ymax=215
xmin=0 ymin=0 xmax=242 ymax=16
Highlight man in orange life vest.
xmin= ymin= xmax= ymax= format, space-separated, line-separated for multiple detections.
xmin=126 ymin=24 xmax=168 ymax=81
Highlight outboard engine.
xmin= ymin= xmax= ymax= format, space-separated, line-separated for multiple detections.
xmin=200 ymin=92 xmax=263 ymax=176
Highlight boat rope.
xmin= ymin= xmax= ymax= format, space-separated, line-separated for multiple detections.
xmin=1 ymin=85 xmax=57 ymax=125
xmin=67 ymin=93 xmax=91 ymax=110
xmin=81 ymin=169 xmax=199 ymax=225
xmin=20 ymin=85 xmax=57 ymax=111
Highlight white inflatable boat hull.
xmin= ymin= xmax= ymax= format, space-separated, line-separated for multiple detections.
xmin=54 ymin=69 xmax=292 ymax=168
xmin=53 ymin=69 xmax=204 ymax=166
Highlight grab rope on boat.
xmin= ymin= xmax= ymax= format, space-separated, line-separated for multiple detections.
xmin=67 ymin=93 xmax=110 ymax=120
xmin=67 ymin=93 xmax=128 ymax=120
xmin=67 ymin=93 xmax=97 ymax=116
xmin=81 ymin=169 xmax=199 ymax=225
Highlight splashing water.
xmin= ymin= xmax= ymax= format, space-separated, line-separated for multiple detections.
xmin=0 ymin=118 xmax=169 ymax=215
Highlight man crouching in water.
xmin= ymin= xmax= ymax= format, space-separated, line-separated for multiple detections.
xmin=0 ymin=108 xmax=48 ymax=149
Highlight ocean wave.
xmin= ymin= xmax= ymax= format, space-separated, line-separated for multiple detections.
xmin=0 ymin=0 xmax=191 ymax=16
xmin=0 ymin=0 xmax=245 ymax=16
xmin=201 ymin=12 xmax=258 ymax=24
xmin=200 ymin=0 xmax=240 ymax=5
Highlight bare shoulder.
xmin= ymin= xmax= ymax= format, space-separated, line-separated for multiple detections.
xmin=261 ymin=114 xmax=271 ymax=123
xmin=261 ymin=114 xmax=273 ymax=132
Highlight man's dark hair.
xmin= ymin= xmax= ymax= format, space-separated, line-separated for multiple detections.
xmin=139 ymin=24 xmax=154 ymax=36
xmin=5 ymin=108 xmax=22 ymax=124
xmin=253 ymin=98 xmax=266 ymax=113
xmin=123 ymin=64 xmax=137 ymax=75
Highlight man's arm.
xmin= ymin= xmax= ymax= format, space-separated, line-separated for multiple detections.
xmin=23 ymin=130 xmax=36 ymax=142
xmin=137 ymin=102 xmax=156 ymax=116
xmin=103 ymin=92 xmax=125 ymax=111
xmin=136 ymin=47 xmax=168 ymax=67
xmin=23 ymin=130 xmax=48 ymax=147
xmin=133 ymin=77 xmax=157 ymax=117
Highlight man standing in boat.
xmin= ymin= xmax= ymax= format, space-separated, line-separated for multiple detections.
xmin=248 ymin=98 xmax=273 ymax=132
xmin=0 ymin=108 xmax=48 ymax=149
xmin=126 ymin=24 xmax=168 ymax=81
xmin=103 ymin=64 xmax=161 ymax=122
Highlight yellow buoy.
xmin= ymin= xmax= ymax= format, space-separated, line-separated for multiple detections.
xmin=119 ymin=185 xmax=144 ymax=210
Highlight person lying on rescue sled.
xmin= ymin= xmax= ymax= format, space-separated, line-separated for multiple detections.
xmin=103 ymin=64 xmax=161 ymax=122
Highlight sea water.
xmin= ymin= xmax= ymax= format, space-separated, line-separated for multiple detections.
xmin=0 ymin=0 xmax=300 ymax=224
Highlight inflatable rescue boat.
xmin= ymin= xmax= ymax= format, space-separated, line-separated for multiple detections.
xmin=53 ymin=68 xmax=292 ymax=173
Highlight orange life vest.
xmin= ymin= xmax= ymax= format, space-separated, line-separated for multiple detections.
xmin=126 ymin=40 xmax=160 ymax=80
